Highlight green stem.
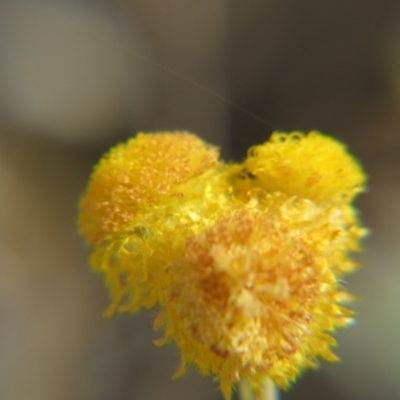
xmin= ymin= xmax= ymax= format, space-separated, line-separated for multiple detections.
xmin=239 ymin=378 xmax=278 ymax=400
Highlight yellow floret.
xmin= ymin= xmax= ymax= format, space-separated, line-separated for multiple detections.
xmin=239 ymin=131 xmax=366 ymax=204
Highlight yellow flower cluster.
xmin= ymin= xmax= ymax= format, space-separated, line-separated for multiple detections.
xmin=79 ymin=130 xmax=367 ymax=400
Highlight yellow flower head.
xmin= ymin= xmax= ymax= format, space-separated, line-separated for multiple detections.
xmin=156 ymin=198 xmax=360 ymax=399
xmin=78 ymin=131 xmax=367 ymax=400
xmin=79 ymin=131 xmax=219 ymax=246
xmin=238 ymin=131 xmax=366 ymax=204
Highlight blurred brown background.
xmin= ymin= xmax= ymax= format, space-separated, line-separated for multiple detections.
xmin=0 ymin=1 xmax=399 ymax=399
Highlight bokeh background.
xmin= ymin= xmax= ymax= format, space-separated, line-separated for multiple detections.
xmin=0 ymin=0 xmax=399 ymax=399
